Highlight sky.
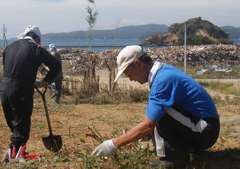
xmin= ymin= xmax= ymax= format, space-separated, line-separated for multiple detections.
xmin=0 ymin=0 xmax=239 ymax=38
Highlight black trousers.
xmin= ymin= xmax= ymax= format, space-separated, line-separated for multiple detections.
xmin=54 ymin=78 xmax=62 ymax=103
xmin=1 ymin=78 xmax=34 ymax=147
xmin=156 ymin=112 xmax=220 ymax=156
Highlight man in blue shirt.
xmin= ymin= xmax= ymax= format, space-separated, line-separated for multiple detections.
xmin=92 ymin=45 xmax=220 ymax=167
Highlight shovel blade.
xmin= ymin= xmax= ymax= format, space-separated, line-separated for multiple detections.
xmin=42 ymin=135 xmax=62 ymax=152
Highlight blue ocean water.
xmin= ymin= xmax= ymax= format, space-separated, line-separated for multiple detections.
xmin=42 ymin=38 xmax=140 ymax=51
xmin=0 ymin=38 xmax=141 ymax=51
xmin=1 ymin=37 xmax=240 ymax=51
xmin=233 ymin=38 xmax=240 ymax=44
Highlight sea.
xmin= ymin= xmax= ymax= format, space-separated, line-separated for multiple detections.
xmin=0 ymin=38 xmax=141 ymax=51
xmin=42 ymin=38 xmax=141 ymax=51
xmin=1 ymin=37 xmax=240 ymax=51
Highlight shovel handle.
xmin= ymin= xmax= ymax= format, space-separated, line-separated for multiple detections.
xmin=35 ymin=87 xmax=53 ymax=135
xmin=35 ymin=86 xmax=47 ymax=96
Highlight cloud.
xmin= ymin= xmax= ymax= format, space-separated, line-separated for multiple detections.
xmin=34 ymin=0 xmax=66 ymax=2
xmin=0 ymin=0 xmax=239 ymax=38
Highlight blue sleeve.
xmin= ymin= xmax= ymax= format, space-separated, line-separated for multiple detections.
xmin=146 ymin=76 xmax=177 ymax=121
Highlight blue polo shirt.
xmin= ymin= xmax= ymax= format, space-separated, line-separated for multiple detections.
xmin=146 ymin=64 xmax=218 ymax=121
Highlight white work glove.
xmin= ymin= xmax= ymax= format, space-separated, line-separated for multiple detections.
xmin=91 ymin=139 xmax=117 ymax=156
xmin=34 ymin=80 xmax=48 ymax=88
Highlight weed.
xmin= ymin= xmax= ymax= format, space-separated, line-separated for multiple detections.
xmin=129 ymin=89 xmax=148 ymax=102
xmin=32 ymin=122 xmax=45 ymax=129
xmin=113 ymin=143 xmax=154 ymax=169
xmin=84 ymin=125 xmax=155 ymax=169
xmin=199 ymin=80 xmax=240 ymax=97
xmin=73 ymin=87 xmax=148 ymax=105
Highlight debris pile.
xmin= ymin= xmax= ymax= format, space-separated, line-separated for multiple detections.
xmin=60 ymin=45 xmax=240 ymax=75
xmin=149 ymin=45 xmax=240 ymax=65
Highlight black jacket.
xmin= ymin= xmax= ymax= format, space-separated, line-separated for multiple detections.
xmin=2 ymin=39 xmax=60 ymax=87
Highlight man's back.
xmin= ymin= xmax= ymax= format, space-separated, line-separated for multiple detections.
xmin=3 ymin=39 xmax=60 ymax=86
xmin=147 ymin=64 xmax=218 ymax=121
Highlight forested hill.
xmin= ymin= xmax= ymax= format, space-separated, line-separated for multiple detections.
xmin=143 ymin=17 xmax=233 ymax=46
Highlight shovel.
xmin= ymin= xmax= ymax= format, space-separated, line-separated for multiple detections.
xmin=35 ymin=87 xmax=62 ymax=152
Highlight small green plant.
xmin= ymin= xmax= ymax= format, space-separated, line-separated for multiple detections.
xmin=85 ymin=125 xmax=155 ymax=169
xmin=33 ymin=122 xmax=45 ymax=129
xmin=82 ymin=154 xmax=104 ymax=169
xmin=113 ymin=144 xmax=154 ymax=169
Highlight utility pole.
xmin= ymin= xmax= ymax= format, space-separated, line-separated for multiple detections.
xmin=184 ymin=23 xmax=187 ymax=73
xmin=2 ymin=24 xmax=8 ymax=48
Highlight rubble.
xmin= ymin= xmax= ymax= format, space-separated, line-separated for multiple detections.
xmin=60 ymin=48 xmax=120 ymax=75
xmin=59 ymin=45 xmax=240 ymax=75
xmin=148 ymin=44 xmax=240 ymax=66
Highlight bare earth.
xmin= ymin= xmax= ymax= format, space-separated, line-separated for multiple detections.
xmin=0 ymin=85 xmax=239 ymax=169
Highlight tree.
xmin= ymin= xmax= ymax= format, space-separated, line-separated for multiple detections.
xmin=86 ymin=0 xmax=98 ymax=49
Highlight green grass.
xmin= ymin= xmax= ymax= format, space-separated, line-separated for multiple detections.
xmin=198 ymin=80 xmax=240 ymax=106
xmin=199 ymin=81 xmax=240 ymax=96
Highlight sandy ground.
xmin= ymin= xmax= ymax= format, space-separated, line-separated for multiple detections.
xmin=0 ymin=89 xmax=239 ymax=169
xmin=0 ymin=64 xmax=239 ymax=168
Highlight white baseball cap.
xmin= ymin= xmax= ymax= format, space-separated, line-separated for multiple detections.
xmin=114 ymin=45 xmax=144 ymax=82
xmin=49 ymin=43 xmax=56 ymax=52
xmin=17 ymin=25 xmax=41 ymax=40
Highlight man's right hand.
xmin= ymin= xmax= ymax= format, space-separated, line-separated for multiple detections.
xmin=91 ymin=139 xmax=117 ymax=156
xmin=34 ymin=80 xmax=48 ymax=88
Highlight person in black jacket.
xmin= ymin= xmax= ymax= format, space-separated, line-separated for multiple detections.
xmin=1 ymin=25 xmax=60 ymax=163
